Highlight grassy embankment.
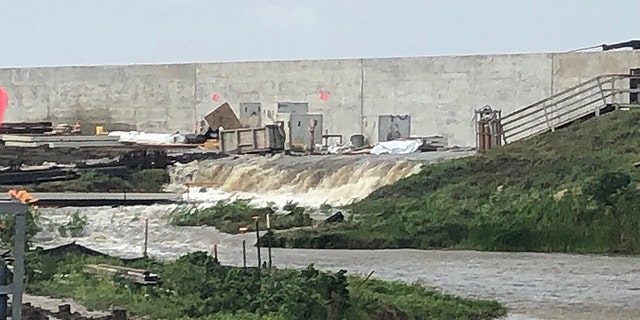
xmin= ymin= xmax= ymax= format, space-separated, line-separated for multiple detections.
xmin=267 ymin=110 xmax=640 ymax=254
xmin=25 ymin=250 xmax=506 ymax=320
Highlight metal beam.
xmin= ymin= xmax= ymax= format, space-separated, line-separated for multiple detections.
xmin=0 ymin=200 xmax=26 ymax=320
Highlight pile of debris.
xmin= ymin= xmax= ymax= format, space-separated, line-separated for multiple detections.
xmin=0 ymin=122 xmax=53 ymax=134
xmin=324 ymin=135 xmax=450 ymax=156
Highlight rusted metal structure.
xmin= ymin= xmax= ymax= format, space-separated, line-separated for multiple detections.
xmin=220 ymin=123 xmax=286 ymax=154
xmin=474 ymin=105 xmax=502 ymax=151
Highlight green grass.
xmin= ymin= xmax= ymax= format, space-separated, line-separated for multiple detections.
xmin=26 ymin=250 xmax=506 ymax=320
xmin=268 ymin=110 xmax=640 ymax=254
xmin=169 ymin=200 xmax=313 ymax=234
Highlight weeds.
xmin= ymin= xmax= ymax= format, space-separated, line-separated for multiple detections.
xmin=58 ymin=211 xmax=88 ymax=238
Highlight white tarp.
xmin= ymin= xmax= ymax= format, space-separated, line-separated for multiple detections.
xmin=370 ymin=139 xmax=421 ymax=155
xmin=108 ymin=131 xmax=186 ymax=144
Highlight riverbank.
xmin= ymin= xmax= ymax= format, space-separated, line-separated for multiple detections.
xmin=25 ymin=250 xmax=506 ymax=320
xmin=266 ymin=110 xmax=640 ymax=254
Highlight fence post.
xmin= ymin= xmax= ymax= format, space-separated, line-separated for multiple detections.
xmin=596 ymin=77 xmax=608 ymax=116
xmin=542 ymin=102 xmax=554 ymax=132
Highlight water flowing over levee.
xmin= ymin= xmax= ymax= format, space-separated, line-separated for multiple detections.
xmin=168 ymin=152 xmax=475 ymax=207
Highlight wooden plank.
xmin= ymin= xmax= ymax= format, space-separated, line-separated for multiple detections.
xmin=0 ymin=134 xmax=120 ymax=142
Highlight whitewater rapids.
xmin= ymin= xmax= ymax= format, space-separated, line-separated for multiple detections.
xmin=167 ymin=151 xmax=475 ymax=207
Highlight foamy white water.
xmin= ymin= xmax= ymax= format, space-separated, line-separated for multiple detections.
xmin=169 ymin=151 xmax=475 ymax=207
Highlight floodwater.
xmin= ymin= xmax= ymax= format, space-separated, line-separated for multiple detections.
xmin=29 ymin=152 xmax=640 ymax=319
xmin=32 ymin=205 xmax=640 ymax=320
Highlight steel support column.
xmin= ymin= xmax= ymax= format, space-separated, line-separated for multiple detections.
xmin=0 ymin=201 xmax=27 ymax=320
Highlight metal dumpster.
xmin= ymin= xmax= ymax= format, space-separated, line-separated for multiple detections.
xmin=220 ymin=124 xmax=286 ymax=154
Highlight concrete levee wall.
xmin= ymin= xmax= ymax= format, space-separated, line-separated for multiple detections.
xmin=1 ymin=51 xmax=640 ymax=146
xmin=361 ymin=54 xmax=552 ymax=145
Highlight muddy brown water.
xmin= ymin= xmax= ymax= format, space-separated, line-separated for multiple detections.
xmin=33 ymin=206 xmax=640 ymax=320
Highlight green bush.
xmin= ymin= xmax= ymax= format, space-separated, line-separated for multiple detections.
xmin=25 ymin=251 xmax=505 ymax=320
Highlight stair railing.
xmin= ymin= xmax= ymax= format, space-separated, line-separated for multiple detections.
xmin=499 ymin=74 xmax=640 ymax=144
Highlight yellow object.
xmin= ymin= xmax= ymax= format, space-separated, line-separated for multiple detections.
xmin=96 ymin=125 xmax=104 ymax=135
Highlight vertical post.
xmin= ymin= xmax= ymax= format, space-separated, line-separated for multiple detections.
xmin=612 ymin=77 xmax=619 ymax=110
xmin=242 ymin=239 xmax=247 ymax=272
xmin=266 ymin=213 xmax=272 ymax=268
xmin=239 ymin=227 xmax=248 ymax=272
xmin=0 ymin=259 xmax=7 ymax=320
xmin=252 ymin=216 xmax=261 ymax=268
xmin=143 ymin=218 xmax=149 ymax=258
xmin=596 ymin=77 xmax=607 ymax=116
xmin=309 ymin=119 xmax=317 ymax=154
xmin=12 ymin=212 xmax=25 ymax=320
xmin=213 ymin=243 xmax=218 ymax=261
xmin=541 ymin=102 xmax=553 ymax=132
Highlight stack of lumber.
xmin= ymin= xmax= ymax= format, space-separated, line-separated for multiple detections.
xmin=0 ymin=134 xmax=122 ymax=148
xmin=84 ymin=264 xmax=162 ymax=286
xmin=0 ymin=122 xmax=53 ymax=134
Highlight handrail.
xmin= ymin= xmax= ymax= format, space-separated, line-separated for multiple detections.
xmin=500 ymin=73 xmax=640 ymax=144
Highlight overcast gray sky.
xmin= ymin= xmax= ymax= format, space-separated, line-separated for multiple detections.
xmin=1 ymin=0 xmax=639 ymax=67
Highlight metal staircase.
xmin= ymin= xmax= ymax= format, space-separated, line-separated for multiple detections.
xmin=499 ymin=73 xmax=640 ymax=144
